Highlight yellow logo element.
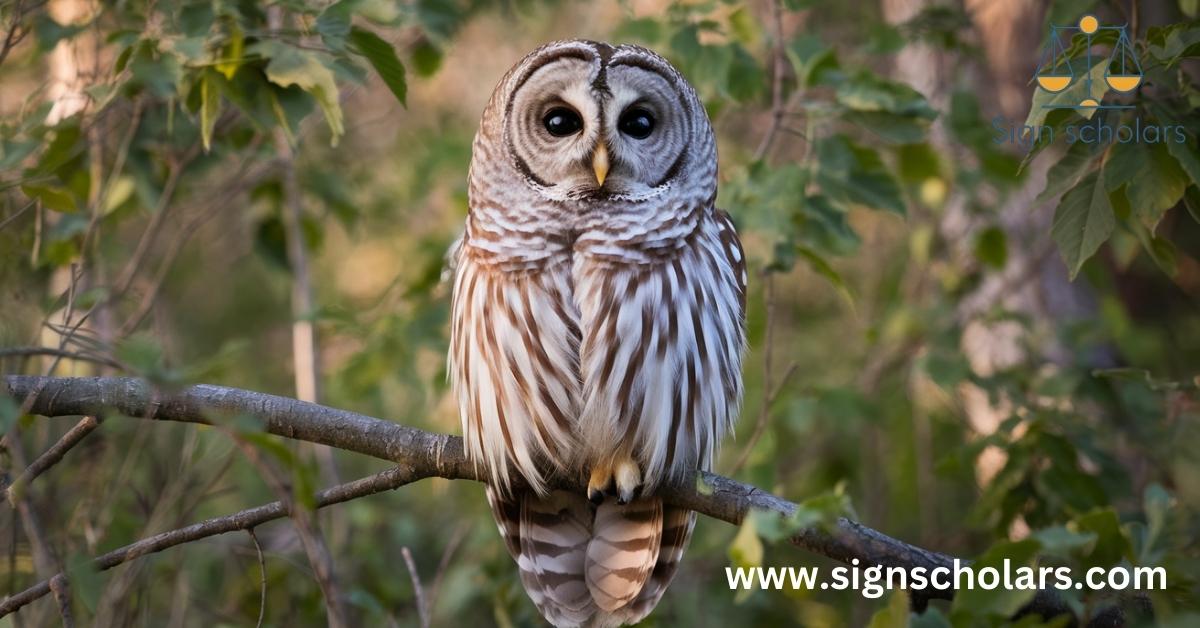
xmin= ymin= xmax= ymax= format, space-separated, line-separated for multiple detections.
xmin=1034 ymin=14 xmax=1142 ymax=110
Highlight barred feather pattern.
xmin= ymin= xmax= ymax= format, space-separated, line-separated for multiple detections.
xmin=449 ymin=40 xmax=746 ymax=626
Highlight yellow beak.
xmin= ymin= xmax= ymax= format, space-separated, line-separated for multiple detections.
xmin=592 ymin=143 xmax=609 ymax=187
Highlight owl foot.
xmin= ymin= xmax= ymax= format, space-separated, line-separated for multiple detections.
xmin=587 ymin=457 xmax=642 ymax=506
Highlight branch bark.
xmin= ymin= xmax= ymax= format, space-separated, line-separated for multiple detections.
xmin=1 ymin=376 xmax=1143 ymax=625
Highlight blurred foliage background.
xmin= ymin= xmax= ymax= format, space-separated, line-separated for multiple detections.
xmin=1 ymin=0 xmax=1199 ymax=626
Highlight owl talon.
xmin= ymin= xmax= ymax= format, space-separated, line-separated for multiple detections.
xmin=588 ymin=465 xmax=614 ymax=505
xmin=614 ymin=458 xmax=642 ymax=505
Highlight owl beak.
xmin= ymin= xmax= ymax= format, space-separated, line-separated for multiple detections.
xmin=592 ymin=143 xmax=609 ymax=187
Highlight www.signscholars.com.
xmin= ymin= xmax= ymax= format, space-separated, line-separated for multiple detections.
xmin=726 ymin=559 xmax=1166 ymax=599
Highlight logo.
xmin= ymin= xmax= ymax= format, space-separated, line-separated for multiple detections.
xmin=1034 ymin=14 xmax=1142 ymax=110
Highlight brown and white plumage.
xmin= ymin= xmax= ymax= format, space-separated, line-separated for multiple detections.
xmin=448 ymin=40 xmax=746 ymax=626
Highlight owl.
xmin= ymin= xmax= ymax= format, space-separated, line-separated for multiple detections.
xmin=448 ymin=40 xmax=746 ymax=626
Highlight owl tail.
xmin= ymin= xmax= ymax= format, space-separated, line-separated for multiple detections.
xmin=486 ymin=488 xmax=694 ymax=627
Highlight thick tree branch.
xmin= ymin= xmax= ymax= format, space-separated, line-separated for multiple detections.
xmin=1 ymin=376 xmax=1142 ymax=625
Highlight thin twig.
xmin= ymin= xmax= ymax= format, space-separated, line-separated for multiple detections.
xmin=110 ymin=162 xmax=185 ymax=300
xmin=426 ymin=523 xmax=468 ymax=622
xmin=401 ymin=547 xmax=429 ymax=628
xmin=6 ymin=415 xmax=101 ymax=502
xmin=752 ymin=0 xmax=787 ymax=161
xmin=247 ymin=529 xmax=267 ymax=628
xmin=232 ymin=438 xmax=347 ymax=628
xmin=2 ymin=379 xmax=67 ymax=627
xmin=0 ymin=347 xmax=123 ymax=371
xmin=47 ymin=575 xmax=72 ymax=628
xmin=0 ymin=0 xmax=44 ymax=68
xmin=116 ymin=141 xmax=271 ymax=337
xmin=0 ymin=466 xmax=418 ymax=617
xmin=730 ymin=273 xmax=799 ymax=474
xmin=0 ymin=201 xmax=35 ymax=232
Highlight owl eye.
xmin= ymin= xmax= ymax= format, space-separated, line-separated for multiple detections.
xmin=542 ymin=107 xmax=583 ymax=137
xmin=618 ymin=108 xmax=655 ymax=139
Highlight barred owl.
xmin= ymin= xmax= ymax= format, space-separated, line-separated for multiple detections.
xmin=448 ymin=40 xmax=746 ymax=626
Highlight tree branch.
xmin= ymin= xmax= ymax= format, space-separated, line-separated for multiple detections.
xmin=0 ymin=466 xmax=417 ymax=617
xmin=0 ymin=376 xmax=1142 ymax=625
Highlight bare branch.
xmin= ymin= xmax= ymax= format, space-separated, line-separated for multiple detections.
xmin=0 ymin=348 xmax=123 ymax=371
xmin=6 ymin=415 xmax=101 ymax=501
xmin=401 ymin=547 xmax=429 ymax=628
xmin=730 ymin=273 xmax=800 ymax=474
xmin=426 ymin=523 xmax=467 ymax=622
xmin=752 ymin=0 xmax=788 ymax=161
xmin=0 ymin=466 xmax=419 ymax=617
xmin=232 ymin=438 xmax=346 ymax=627
xmin=247 ymin=529 xmax=266 ymax=628
xmin=0 ymin=200 xmax=35 ymax=232
xmin=47 ymin=575 xmax=72 ymax=628
xmin=0 ymin=375 xmax=1145 ymax=626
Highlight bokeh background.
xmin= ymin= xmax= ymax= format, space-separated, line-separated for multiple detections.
xmin=1 ymin=0 xmax=1199 ymax=626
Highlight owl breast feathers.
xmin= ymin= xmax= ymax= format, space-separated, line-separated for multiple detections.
xmin=447 ymin=40 xmax=746 ymax=627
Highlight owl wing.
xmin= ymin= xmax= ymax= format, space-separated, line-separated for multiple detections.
xmin=714 ymin=209 xmax=748 ymax=317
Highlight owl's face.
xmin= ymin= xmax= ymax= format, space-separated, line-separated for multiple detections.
xmin=494 ymin=41 xmax=711 ymax=204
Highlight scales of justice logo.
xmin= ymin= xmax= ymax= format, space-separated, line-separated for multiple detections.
xmin=1035 ymin=14 xmax=1142 ymax=110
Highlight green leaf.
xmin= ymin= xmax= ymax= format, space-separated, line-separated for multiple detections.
xmin=1143 ymin=484 xmax=1172 ymax=552
xmin=254 ymin=93 xmax=289 ymax=147
xmin=179 ymin=3 xmax=214 ymax=37
xmin=216 ymin=24 xmax=244 ymax=80
xmin=974 ymin=226 xmax=1007 ymax=269
xmin=844 ymin=110 xmax=930 ymax=144
xmin=868 ymin=590 xmax=910 ymax=628
xmin=317 ymin=1 xmax=353 ymax=51
xmin=836 ymin=71 xmax=935 ymax=119
xmin=728 ymin=7 xmax=759 ymax=46
xmin=797 ymin=246 xmax=854 ymax=308
xmin=951 ymin=539 xmax=1041 ymax=618
xmin=1035 ymin=139 xmax=1100 ymax=204
xmin=786 ymin=35 xmax=837 ymax=89
xmin=895 ymin=143 xmax=941 ymax=183
xmin=725 ymin=44 xmax=764 ymax=103
xmin=1128 ymin=220 xmax=1178 ymax=276
xmin=1185 ymin=186 xmax=1200 ymax=224
xmin=1031 ymin=525 xmax=1097 ymax=557
xmin=728 ymin=517 xmax=763 ymax=569
xmin=816 ymin=136 xmax=906 ymax=215
xmin=102 ymin=176 xmax=135 ymax=215
xmin=349 ymin=27 xmax=407 ymax=107
xmin=21 ymin=184 xmax=78 ymax=213
xmin=797 ymin=193 xmax=861 ymax=255
xmin=129 ymin=43 xmax=184 ymax=98
xmin=33 ymin=13 xmax=85 ymax=51
xmin=1073 ymin=508 xmax=1133 ymax=568
xmin=411 ymin=40 xmax=443 ymax=77
xmin=1051 ymin=170 xmax=1114 ymax=280
xmin=1183 ymin=0 xmax=1199 ymax=18
xmin=1165 ymin=131 xmax=1200 ymax=189
xmin=1148 ymin=24 xmax=1200 ymax=64
xmin=1104 ymin=142 xmax=1188 ymax=231
xmin=1024 ymin=59 xmax=1107 ymax=131
xmin=200 ymin=71 xmax=221 ymax=153
xmin=256 ymin=43 xmax=345 ymax=144
xmin=911 ymin=607 xmax=952 ymax=628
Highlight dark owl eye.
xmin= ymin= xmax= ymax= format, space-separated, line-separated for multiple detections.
xmin=618 ymin=108 xmax=655 ymax=139
xmin=542 ymin=107 xmax=582 ymax=137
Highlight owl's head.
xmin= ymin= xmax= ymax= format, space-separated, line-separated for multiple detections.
xmin=479 ymin=40 xmax=715 ymax=205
